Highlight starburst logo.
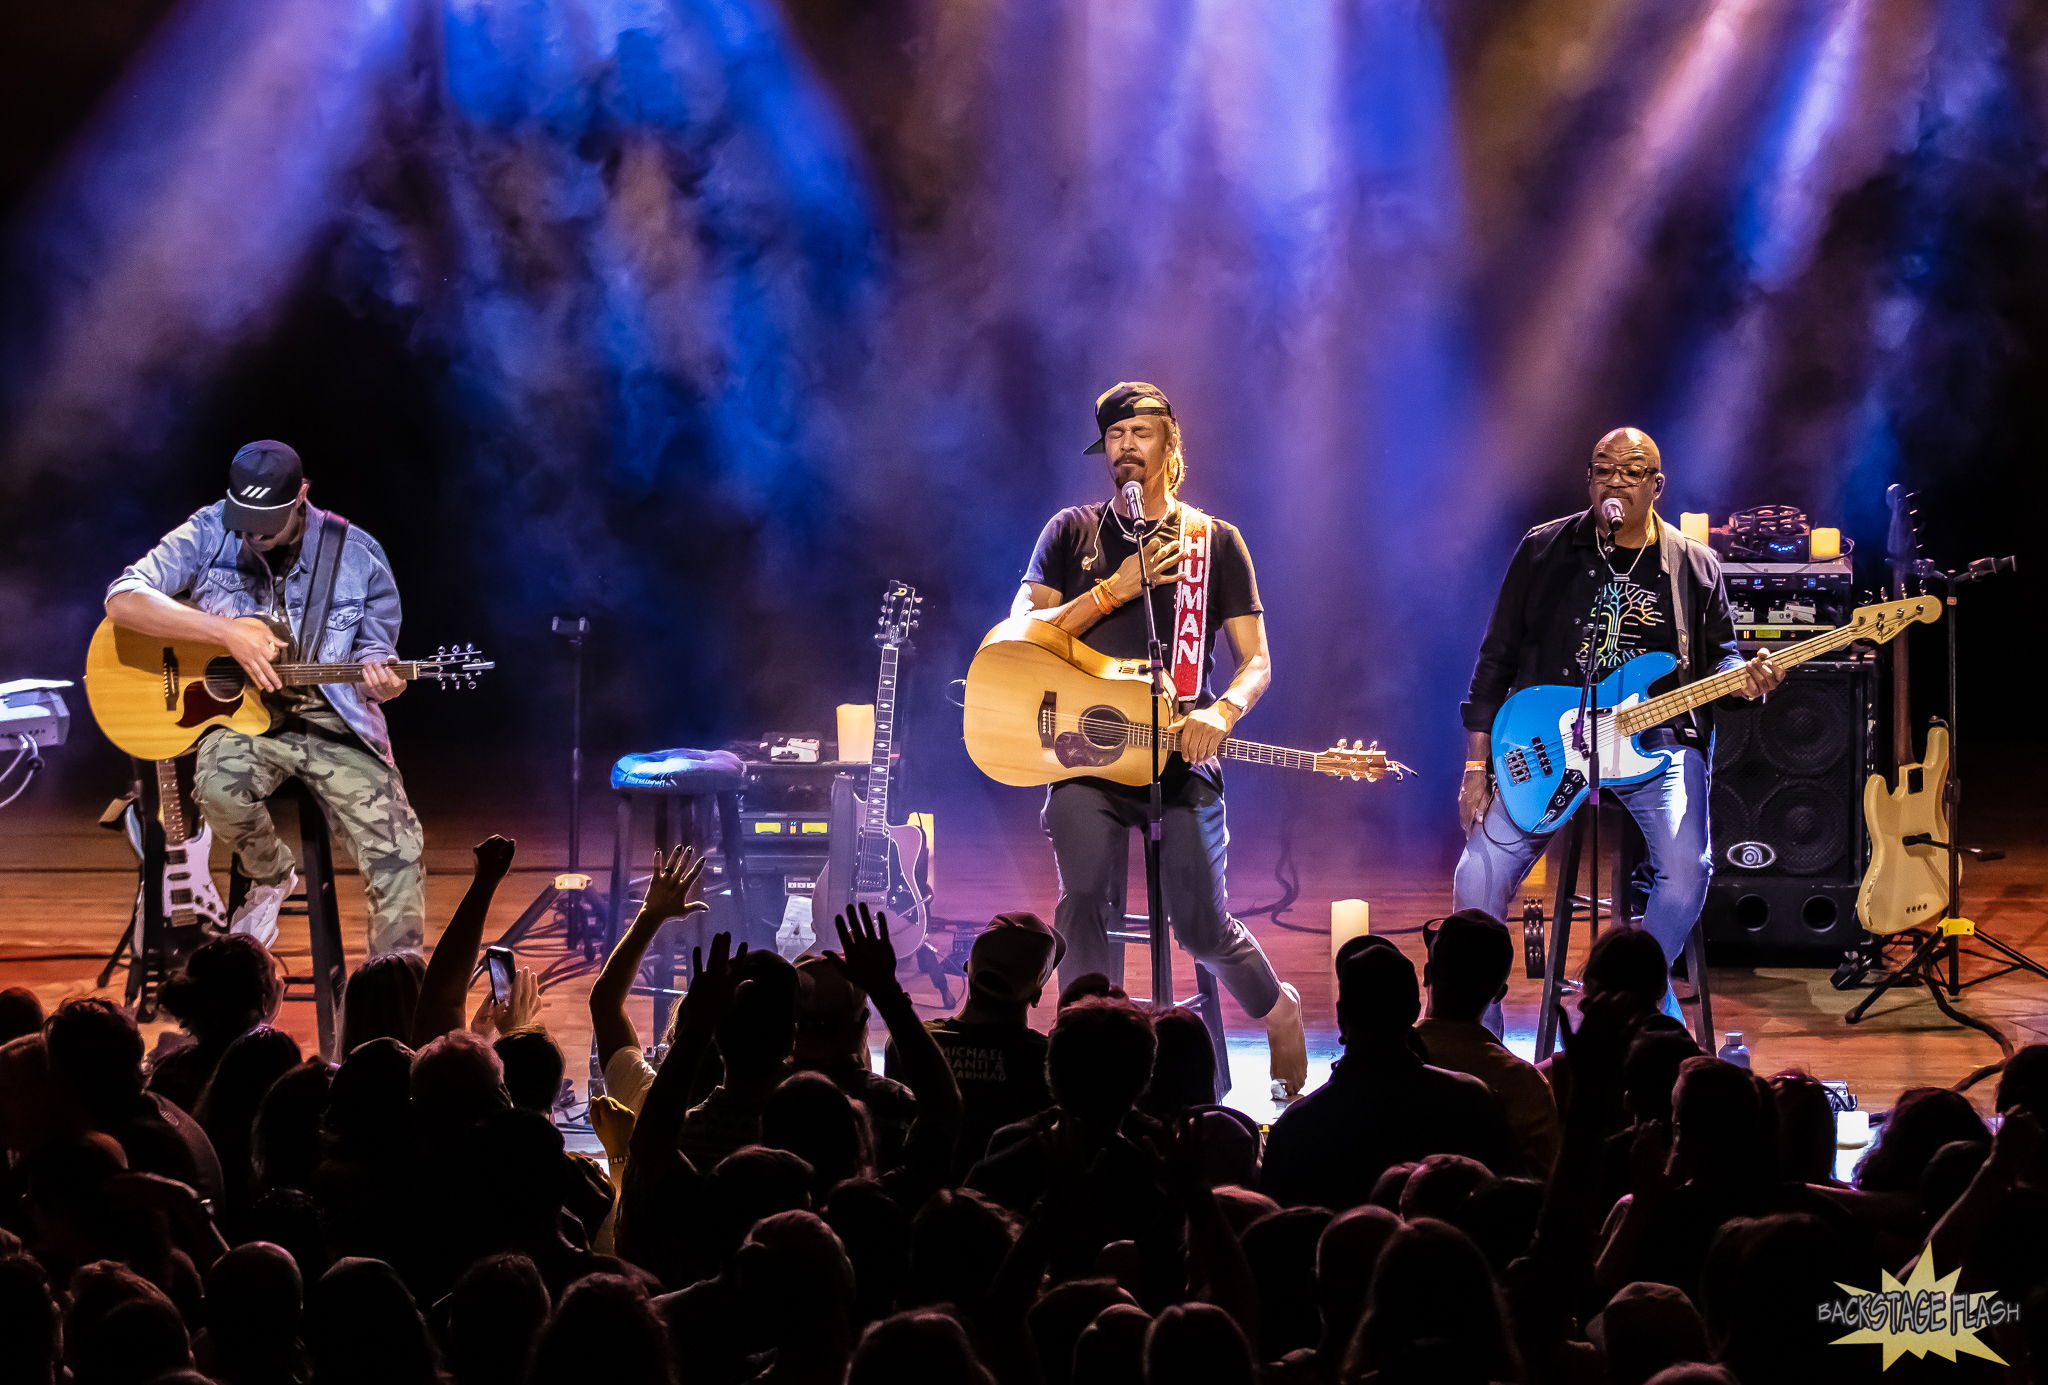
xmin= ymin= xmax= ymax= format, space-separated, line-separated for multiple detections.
xmin=1820 ymin=1247 xmax=2018 ymax=1369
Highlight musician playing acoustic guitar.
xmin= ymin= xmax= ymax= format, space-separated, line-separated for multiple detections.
xmin=104 ymin=440 xmax=425 ymax=956
xmin=1454 ymin=427 xmax=1781 ymax=1021
xmin=1011 ymin=382 xmax=1307 ymax=1095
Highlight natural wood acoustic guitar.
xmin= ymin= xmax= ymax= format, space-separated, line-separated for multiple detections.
xmin=962 ymin=616 xmax=1408 ymax=787
xmin=84 ymin=616 xmax=494 ymax=761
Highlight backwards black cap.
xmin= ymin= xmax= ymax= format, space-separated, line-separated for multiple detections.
xmin=1084 ymin=381 xmax=1175 ymax=454
xmin=223 ymin=441 xmax=304 ymax=535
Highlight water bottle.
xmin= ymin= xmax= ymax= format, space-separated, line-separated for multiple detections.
xmin=1717 ymin=1032 xmax=1752 ymax=1070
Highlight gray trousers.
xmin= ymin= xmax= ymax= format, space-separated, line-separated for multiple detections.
xmin=1042 ymin=775 xmax=1283 ymax=1019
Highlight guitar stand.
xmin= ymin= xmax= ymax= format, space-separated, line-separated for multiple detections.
xmin=1842 ymin=551 xmax=2038 ymax=1063
xmin=98 ymin=761 xmax=179 ymax=1019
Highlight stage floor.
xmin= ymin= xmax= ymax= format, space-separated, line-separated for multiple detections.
xmin=3 ymin=768 xmax=2044 ymax=1139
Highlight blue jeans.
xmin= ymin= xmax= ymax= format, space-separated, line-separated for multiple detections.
xmin=1452 ymin=733 xmax=1713 ymax=966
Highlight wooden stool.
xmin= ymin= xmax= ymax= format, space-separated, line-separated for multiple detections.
xmin=605 ymin=748 xmax=753 ymax=1045
xmin=1533 ymin=798 xmax=1715 ymax=1060
xmin=224 ymin=780 xmax=347 ymax=1060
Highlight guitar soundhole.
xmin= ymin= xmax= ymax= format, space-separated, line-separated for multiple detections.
xmin=203 ymin=657 xmax=246 ymax=701
xmin=1077 ymin=706 xmax=1127 ymax=750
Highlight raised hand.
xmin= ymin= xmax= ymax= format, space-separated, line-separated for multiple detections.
xmin=678 ymin=931 xmax=748 ymax=1034
xmin=502 ymin=965 xmax=542 ymax=1031
xmin=473 ymin=834 xmax=517 ymax=882
xmin=590 ymin=1094 xmax=637 ymax=1166
xmin=824 ymin=902 xmax=899 ymax=996
xmin=640 ymin=846 xmax=710 ymax=924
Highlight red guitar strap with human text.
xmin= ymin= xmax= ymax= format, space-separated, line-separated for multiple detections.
xmin=1171 ymin=505 xmax=1212 ymax=705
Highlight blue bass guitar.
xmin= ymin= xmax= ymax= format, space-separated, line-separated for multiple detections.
xmin=1488 ymin=597 xmax=1939 ymax=834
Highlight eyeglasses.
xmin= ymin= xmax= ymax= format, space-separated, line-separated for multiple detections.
xmin=1590 ymin=464 xmax=1660 ymax=486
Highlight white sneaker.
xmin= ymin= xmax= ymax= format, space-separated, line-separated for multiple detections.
xmin=229 ymin=870 xmax=295 ymax=949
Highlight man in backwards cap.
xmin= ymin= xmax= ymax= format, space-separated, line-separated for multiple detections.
xmin=106 ymin=441 xmax=425 ymax=954
xmin=1010 ymin=383 xmax=1306 ymax=1095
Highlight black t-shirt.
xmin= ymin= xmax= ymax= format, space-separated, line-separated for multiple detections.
xmin=1025 ymin=502 xmax=1262 ymax=703
xmin=1566 ymin=541 xmax=1682 ymax=703
xmin=1026 ymin=503 xmax=1262 ymax=788
xmin=895 ymin=1018 xmax=1051 ymax=1178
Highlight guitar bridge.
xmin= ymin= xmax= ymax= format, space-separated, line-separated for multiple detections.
xmin=161 ymin=648 xmax=179 ymax=711
xmin=1503 ymin=747 xmax=1532 ymax=786
xmin=1039 ymin=691 xmax=1057 ymax=749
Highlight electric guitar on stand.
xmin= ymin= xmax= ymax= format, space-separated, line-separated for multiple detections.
xmin=1857 ymin=487 xmax=1952 ymax=934
xmin=118 ymin=758 xmax=229 ymax=936
xmin=813 ymin=582 xmax=935 ymax=966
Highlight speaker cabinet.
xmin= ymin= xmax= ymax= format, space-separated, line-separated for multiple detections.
xmin=1702 ymin=657 xmax=1876 ymax=953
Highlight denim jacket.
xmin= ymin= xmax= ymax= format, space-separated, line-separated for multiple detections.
xmin=106 ymin=501 xmax=402 ymax=762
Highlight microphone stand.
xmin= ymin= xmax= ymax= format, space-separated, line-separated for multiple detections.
xmin=1131 ymin=492 xmax=1175 ymax=1016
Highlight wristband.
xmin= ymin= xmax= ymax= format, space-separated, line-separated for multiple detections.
xmin=1090 ymin=580 xmax=1118 ymax=614
xmin=1463 ymin=761 xmax=1489 ymax=774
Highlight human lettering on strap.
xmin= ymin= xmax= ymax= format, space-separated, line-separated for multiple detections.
xmin=1171 ymin=506 xmax=1212 ymax=704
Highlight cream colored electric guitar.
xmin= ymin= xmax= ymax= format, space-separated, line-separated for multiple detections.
xmin=1856 ymin=487 xmax=1953 ymax=935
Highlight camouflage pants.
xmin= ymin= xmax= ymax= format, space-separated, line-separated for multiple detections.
xmin=193 ymin=711 xmax=426 ymax=955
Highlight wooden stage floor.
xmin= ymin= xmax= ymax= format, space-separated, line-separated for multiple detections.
xmin=3 ymin=761 xmax=2044 ymax=1129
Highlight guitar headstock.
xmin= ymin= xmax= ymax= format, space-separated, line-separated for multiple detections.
xmin=1315 ymin=738 xmax=1413 ymax=783
xmin=877 ymin=580 xmax=921 ymax=648
xmin=419 ymin=644 xmax=495 ymax=690
xmin=1846 ymin=596 xmax=1942 ymax=645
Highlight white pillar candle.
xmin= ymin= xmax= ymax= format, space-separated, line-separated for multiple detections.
xmin=837 ymin=704 xmax=876 ymax=764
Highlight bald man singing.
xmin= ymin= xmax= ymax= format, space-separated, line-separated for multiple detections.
xmin=1452 ymin=429 xmax=1780 ymax=1021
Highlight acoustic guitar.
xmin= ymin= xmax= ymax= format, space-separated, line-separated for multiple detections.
xmin=84 ymin=616 xmax=494 ymax=760
xmin=962 ymin=616 xmax=1407 ymax=787
xmin=1488 ymin=596 xmax=1940 ymax=835
xmin=1856 ymin=488 xmax=1950 ymax=935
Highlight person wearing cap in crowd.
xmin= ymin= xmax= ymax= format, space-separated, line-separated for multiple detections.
xmin=891 ymin=911 xmax=1060 ymax=1179
xmin=1010 ymin=382 xmax=1307 ymax=1095
xmin=106 ymin=441 xmax=424 ymax=954
xmin=1415 ymin=909 xmax=1560 ymax=1174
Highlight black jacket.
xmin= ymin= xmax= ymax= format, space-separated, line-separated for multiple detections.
xmin=1460 ymin=510 xmax=1744 ymax=746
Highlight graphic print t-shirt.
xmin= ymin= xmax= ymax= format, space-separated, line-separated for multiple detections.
xmin=1024 ymin=502 xmax=1262 ymax=786
xmin=1571 ymin=542 xmax=1680 ymax=704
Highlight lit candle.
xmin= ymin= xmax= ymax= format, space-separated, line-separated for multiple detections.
xmin=1331 ymin=898 xmax=1370 ymax=971
xmin=1681 ymin=512 xmax=1710 ymax=544
xmin=1811 ymin=527 xmax=1840 ymax=560
xmin=837 ymin=704 xmax=876 ymax=764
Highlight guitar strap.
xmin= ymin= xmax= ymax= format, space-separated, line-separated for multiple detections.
xmin=297 ymin=509 xmax=351 ymax=661
xmin=1170 ymin=504 xmax=1213 ymax=706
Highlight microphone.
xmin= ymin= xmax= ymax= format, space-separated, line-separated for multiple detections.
xmin=1121 ymin=480 xmax=1147 ymax=522
xmin=1599 ymin=498 xmax=1626 ymax=533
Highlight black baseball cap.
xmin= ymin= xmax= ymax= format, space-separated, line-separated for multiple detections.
xmin=1083 ymin=381 xmax=1175 ymax=454
xmin=223 ymin=441 xmax=304 ymax=535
